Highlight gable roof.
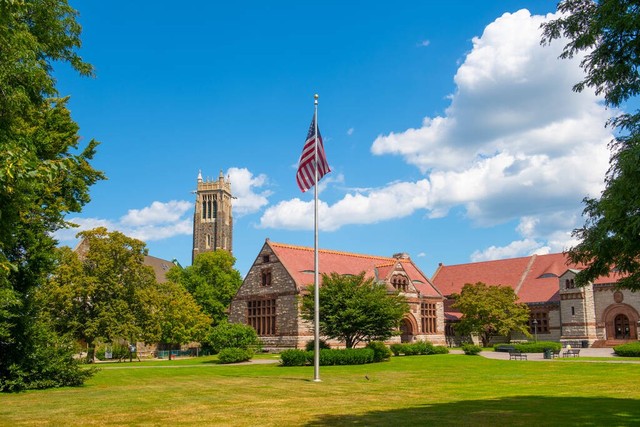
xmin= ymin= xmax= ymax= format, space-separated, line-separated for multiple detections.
xmin=267 ymin=241 xmax=442 ymax=297
xmin=431 ymin=253 xmax=586 ymax=304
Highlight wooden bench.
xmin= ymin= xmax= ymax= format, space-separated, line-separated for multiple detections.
xmin=551 ymin=349 xmax=560 ymax=359
xmin=562 ymin=349 xmax=580 ymax=357
xmin=509 ymin=350 xmax=527 ymax=360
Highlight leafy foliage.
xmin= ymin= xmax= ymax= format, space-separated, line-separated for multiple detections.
xmin=206 ymin=321 xmax=260 ymax=354
xmin=389 ymin=341 xmax=449 ymax=356
xmin=301 ymin=272 xmax=409 ymax=348
xmin=305 ymin=339 xmax=331 ymax=352
xmin=511 ymin=341 xmax=562 ymax=353
xmin=217 ymin=347 xmax=253 ymax=364
xmin=280 ymin=349 xmax=309 ymax=366
xmin=453 ymin=282 xmax=530 ymax=347
xmin=541 ymin=1 xmax=640 ymax=289
xmin=366 ymin=341 xmax=392 ymax=362
xmin=461 ymin=344 xmax=482 ymax=355
xmin=279 ymin=348 xmax=376 ymax=366
xmin=613 ymin=341 xmax=640 ymax=357
xmin=0 ymin=1 xmax=103 ymax=391
xmin=166 ymin=251 xmax=243 ymax=325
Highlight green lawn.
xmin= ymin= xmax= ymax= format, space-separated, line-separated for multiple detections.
xmin=2 ymin=355 xmax=639 ymax=426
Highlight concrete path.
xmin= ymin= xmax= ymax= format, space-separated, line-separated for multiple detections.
xmin=477 ymin=347 xmax=640 ymax=363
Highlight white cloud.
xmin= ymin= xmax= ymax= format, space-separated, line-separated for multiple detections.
xmin=471 ymin=239 xmax=551 ymax=262
xmin=121 ymin=200 xmax=192 ymax=226
xmin=227 ymin=167 xmax=272 ymax=216
xmin=259 ymin=9 xmax=612 ymax=260
xmin=347 ymin=127 xmax=354 ymax=136
xmin=418 ymin=40 xmax=430 ymax=47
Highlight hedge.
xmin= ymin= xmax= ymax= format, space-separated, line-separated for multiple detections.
xmin=217 ymin=347 xmax=253 ymax=364
xmin=614 ymin=341 xmax=640 ymax=357
xmin=494 ymin=341 xmax=561 ymax=353
xmin=461 ymin=343 xmax=482 ymax=355
xmin=390 ymin=341 xmax=449 ymax=356
xmin=280 ymin=348 xmax=375 ymax=366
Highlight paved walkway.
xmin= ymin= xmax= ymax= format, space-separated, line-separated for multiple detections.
xmin=476 ymin=347 xmax=640 ymax=363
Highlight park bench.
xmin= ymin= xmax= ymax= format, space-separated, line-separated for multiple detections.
xmin=562 ymin=349 xmax=580 ymax=357
xmin=551 ymin=349 xmax=560 ymax=358
xmin=508 ymin=349 xmax=527 ymax=360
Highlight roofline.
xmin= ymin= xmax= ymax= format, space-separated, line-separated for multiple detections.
xmin=269 ymin=241 xmax=408 ymax=263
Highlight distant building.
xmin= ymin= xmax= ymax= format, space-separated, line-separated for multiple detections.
xmin=431 ymin=253 xmax=639 ymax=347
xmin=229 ymin=239 xmax=446 ymax=349
xmin=192 ymin=170 xmax=233 ymax=263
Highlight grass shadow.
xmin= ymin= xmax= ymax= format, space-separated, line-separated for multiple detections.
xmin=305 ymin=396 xmax=640 ymax=426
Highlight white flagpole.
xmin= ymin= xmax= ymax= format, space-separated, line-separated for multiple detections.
xmin=313 ymin=93 xmax=321 ymax=382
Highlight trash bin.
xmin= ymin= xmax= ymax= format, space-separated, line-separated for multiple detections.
xmin=543 ymin=349 xmax=552 ymax=359
xmin=582 ymin=340 xmax=589 ymax=348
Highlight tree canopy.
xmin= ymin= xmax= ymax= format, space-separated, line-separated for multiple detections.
xmin=0 ymin=0 xmax=103 ymax=391
xmin=166 ymin=250 xmax=243 ymax=325
xmin=301 ymin=272 xmax=409 ymax=349
xmin=541 ymin=0 xmax=640 ymax=289
xmin=453 ymin=282 xmax=530 ymax=347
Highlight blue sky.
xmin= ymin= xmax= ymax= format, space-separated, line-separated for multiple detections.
xmin=55 ymin=1 xmax=616 ymax=278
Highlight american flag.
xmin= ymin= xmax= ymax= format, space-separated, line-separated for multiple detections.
xmin=296 ymin=115 xmax=330 ymax=192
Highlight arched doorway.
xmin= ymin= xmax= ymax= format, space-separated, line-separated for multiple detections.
xmin=603 ymin=303 xmax=639 ymax=340
xmin=614 ymin=314 xmax=631 ymax=339
xmin=400 ymin=319 xmax=413 ymax=343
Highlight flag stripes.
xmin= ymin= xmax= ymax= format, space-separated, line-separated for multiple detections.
xmin=296 ymin=115 xmax=330 ymax=192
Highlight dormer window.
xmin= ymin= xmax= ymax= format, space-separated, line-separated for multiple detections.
xmin=565 ymin=278 xmax=575 ymax=289
xmin=391 ymin=276 xmax=408 ymax=292
xmin=262 ymin=254 xmax=270 ymax=263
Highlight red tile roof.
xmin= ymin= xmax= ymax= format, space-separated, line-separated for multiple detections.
xmin=268 ymin=241 xmax=442 ymax=297
xmin=431 ymin=253 xmax=595 ymax=303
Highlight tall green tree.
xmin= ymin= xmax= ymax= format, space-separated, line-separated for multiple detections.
xmin=541 ymin=0 xmax=640 ymax=289
xmin=0 ymin=1 xmax=103 ymax=391
xmin=166 ymin=250 xmax=243 ymax=325
xmin=453 ymin=282 xmax=531 ymax=347
xmin=146 ymin=280 xmax=212 ymax=352
xmin=39 ymin=228 xmax=157 ymax=361
xmin=301 ymin=272 xmax=409 ymax=349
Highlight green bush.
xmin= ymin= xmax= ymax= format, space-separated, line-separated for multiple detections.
xmin=217 ymin=347 xmax=253 ymax=364
xmin=390 ymin=343 xmax=403 ymax=356
xmin=389 ymin=341 xmax=441 ymax=356
xmin=515 ymin=341 xmax=561 ymax=353
xmin=366 ymin=341 xmax=392 ymax=362
xmin=319 ymin=348 xmax=374 ymax=365
xmin=281 ymin=348 xmax=376 ymax=366
xmin=96 ymin=343 xmax=130 ymax=361
xmin=280 ymin=349 xmax=309 ymax=366
xmin=494 ymin=341 xmax=562 ymax=353
xmin=432 ymin=345 xmax=450 ymax=354
xmin=206 ymin=322 xmax=261 ymax=354
xmin=461 ymin=343 xmax=482 ymax=355
xmin=305 ymin=339 xmax=331 ymax=352
xmin=614 ymin=342 xmax=640 ymax=357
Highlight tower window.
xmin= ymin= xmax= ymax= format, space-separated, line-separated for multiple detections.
xmin=262 ymin=255 xmax=270 ymax=263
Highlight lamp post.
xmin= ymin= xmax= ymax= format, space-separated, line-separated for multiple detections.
xmin=533 ymin=319 xmax=538 ymax=342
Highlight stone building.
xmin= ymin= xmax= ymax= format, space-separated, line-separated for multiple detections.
xmin=192 ymin=170 xmax=233 ymax=262
xmin=431 ymin=253 xmax=639 ymax=347
xmin=229 ymin=239 xmax=446 ymax=349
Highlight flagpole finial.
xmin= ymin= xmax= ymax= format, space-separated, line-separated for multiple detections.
xmin=314 ymin=93 xmax=319 ymax=105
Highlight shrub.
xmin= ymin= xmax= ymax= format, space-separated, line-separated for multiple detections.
xmin=305 ymin=339 xmax=331 ymax=352
xmin=390 ymin=343 xmax=403 ymax=356
xmin=515 ymin=341 xmax=561 ymax=353
xmin=461 ymin=343 xmax=482 ymax=355
xmin=96 ymin=343 xmax=131 ymax=361
xmin=206 ymin=322 xmax=261 ymax=354
xmin=217 ymin=347 xmax=253 ymax=364
xmin=390 ymin=341 xmax=440 ymax=356
xmin=280 ymin=349 xmax=309 ymax=366
xmin=614 ymin=342 xmax=640 ymax=357
xmin=432 ymin=345 xmax=450 ymax=354
xmin=319 ymin=348 xmax=374 ymax=365
xmin=366 ymin=341 xmax=392 ymax=362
